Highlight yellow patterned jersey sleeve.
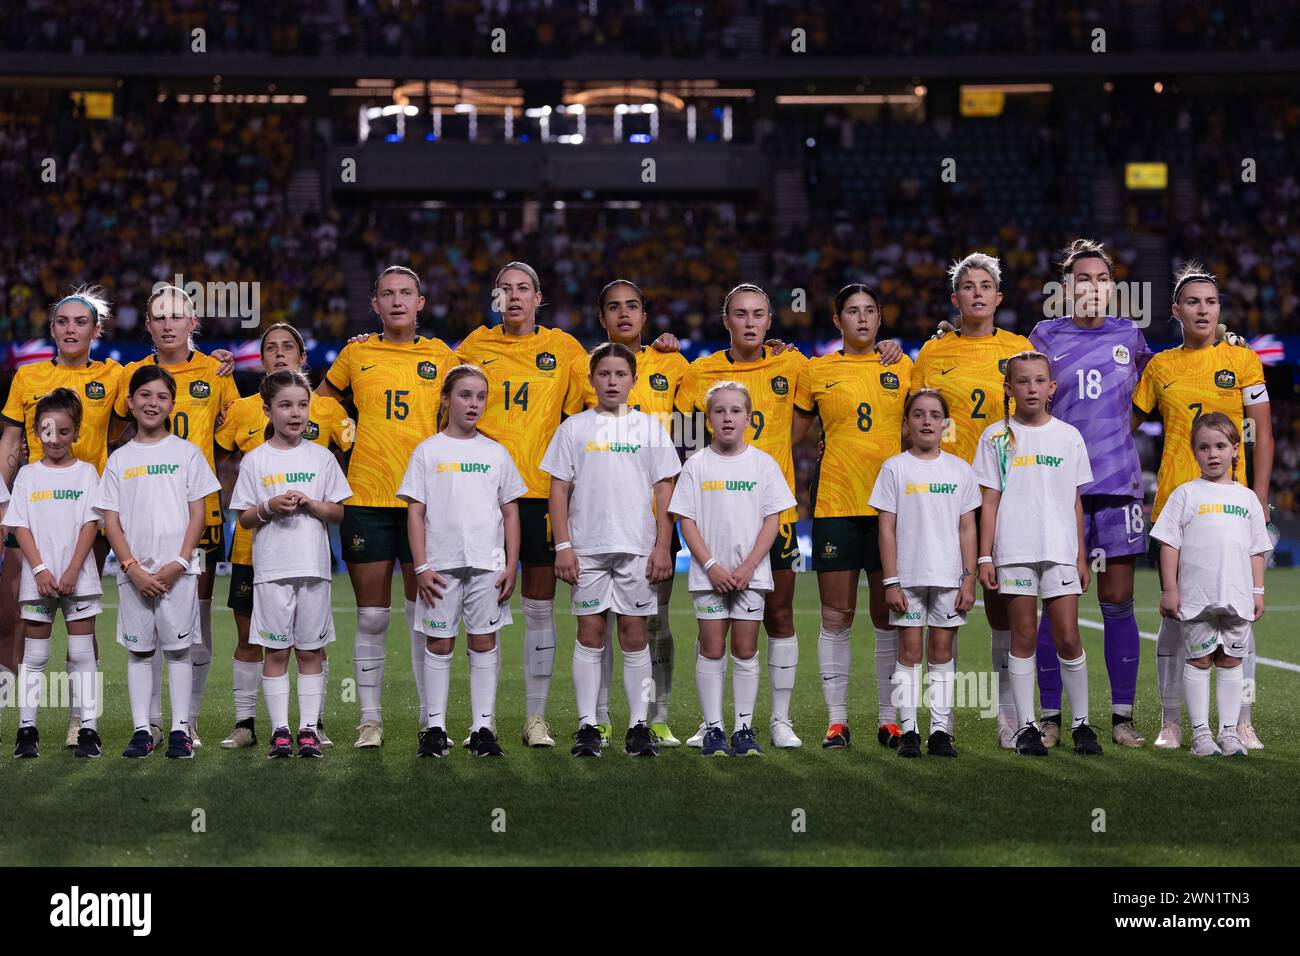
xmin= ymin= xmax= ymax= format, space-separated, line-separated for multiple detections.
xmin=3 ymin=358 xmax=125 ymax=474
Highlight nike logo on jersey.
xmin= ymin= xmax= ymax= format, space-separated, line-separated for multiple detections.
xmin=1061 ymin=580 xmax=1076 ymax=587
xmin=489 ymin=614 xmax=503 ymax=627
xmin=940 ymin=366 xmax=957 ymax=375
xmin=824 ymin=381 xmax=842 ymax=389
xmin=361 ymin=364 xmax=377 ymax=371
xmin=482 ymin=358 xmax=498 ymax=365
xmin=779 ymin=549 xmax=800 ymax=560
xmin=1249 ymin=387 xmax=1266 ymax=400
xmin=1127 ymin=534 xmax=1143 ymax=543
xmin=947 ymin=612 xmax=960 ymax=619
xmin=178 ymin=631 xmax=193 ymax=641
xmin=1053 ymin=353 xmax=1071 ymax=362
xmin=246 ymin=428 xmax=260 ymax=436
xmin=635 ymin=600 xmax=651 ymax=609
xmin=75 ymin=604 xmax=92 ymax=613
xmin=1163 ymin=382 xmax=1175 ymax=390
xmin=318 ymin=628 xmax=329 ymax=641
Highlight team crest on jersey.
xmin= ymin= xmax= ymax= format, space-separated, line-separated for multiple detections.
xmin=1215 ymin=369 xmax=1236 ymax=389
xmin=822 ymin=541 xmax=838 ymax=558
xmin=770 ymin=375 xmax=789 ymax=395
xmin=649 ymin=373 xmax=669 ymax=392
xmin=536 ymin=352 xmax=557 ymax=371
xmin=879 ymin=371 xmax=900 ymax=390
xmin=189 ymin=380 xmax=211 ymax=399
xmin=350 ymin=533 xmax=366 ymax=552
xmin=84 ymin=381 xmax=106 ymax=401
xmin=1112 ymin=345 xmax=1131 ymax=365
xmin=417 ymin=361 xmax=438 ymax=380
xmin=304 ymin=421 xmax=320 ymax=441
xmin=997 ymin=359 xmax=1010 ymax=374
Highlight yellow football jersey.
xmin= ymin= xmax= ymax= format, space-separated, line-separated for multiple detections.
xmin=582 ymin=345 xmax=689 ymax=431
xmin=457 ymin=325 xmax=587 ymax=499
xmin=217 ymin=393 xmax=355 ymax=565
xmin=676 ymin=346 xmax=807 ymax=523
xmin=324 ymin=335 xmax=459 ymax=508
xmin=2 ymin=358 xmax=126 ymax=473
xmin=1133 ymin=342 xmax=1266 ymax=521
xmin=795 ymin=351 xmax=913 ymax=517
xmin=115 ymin=351 xmax=240 ymax=526
xmin=912 ymin=329 xmax=1034 ymax=464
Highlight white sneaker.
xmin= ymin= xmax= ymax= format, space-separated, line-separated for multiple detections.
xmin=1153 ymin=719 xmax=1182 ymax=749
xmin=1111 ymin=719 xmax=1146 ymax=748
xmin=997 ymin=722 xmax=1017 ymax=750
xmin=686 ymin=722 xmax=707 ymax=748
xmin=1216 ymin=729 xmax=1248 ymax=757
xmin=353 ymin=720 xmax=384 ymax=748
xmin=769 ymin=718 xmax=802 ymax=749
xmin=150 ymin=723 xmax=165 ymax=749
xmin=1190 ymin=731 xmax=1222 ymax=757
xmin=188 ymin=719 xmax=202 ymax=748
xmin=220 ymin=725 xmax=256 ymax=749
xmin=66 ymin=715 xmax=82 ymax=748
xmin=522 ymin=714 xmax=555 ymax=748
xmin=1236 ymin=721 xmax=1263 ymax=750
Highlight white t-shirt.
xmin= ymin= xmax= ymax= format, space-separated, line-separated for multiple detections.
xmin=1150 ymin=478 xmax=1271 ymax=621
xmin=0 ymin=473 xmax=10 ymax=513
xmin=972 ymin=416 xmax=1093 ymax=566
xmin=6 ymin=460 xmax=102 ymax=600
xmin=230 ymin=441 xmax=353 ymax=583
xmin=397 ymin=431 xmax=528 ymax=573
xmin=94 ymin=435 xmax=221 ymax=576
xmin=668 ymin=444 xmax=795 ymax=592
xmin=540 ymin=409 xmax=682 ymax=556
xmin=869 ymin=450 xmax=981 ymax=588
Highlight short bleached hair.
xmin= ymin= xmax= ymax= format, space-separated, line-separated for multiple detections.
xmin=705 ymin=380 xmax=752 ymax=414
xmin=948 ymin=252 xmax=1002 ymax=292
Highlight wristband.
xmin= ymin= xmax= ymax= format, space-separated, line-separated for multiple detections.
xmin=171 ymin=556 xmax=190 ymax=572
xmin=1253 ymin=586 xmax=1265 ymax=595
xmin=882 ymin=576 xmax=900 ymax=587
xmin=414 ymin=562 xmax=432 ymax=575
xmin=555 ymin=541 xmax=573 ymax=552
xmin=703 ymin=558 xmax=718 ymax=572
xmin=32 ymin=563 xmax=48 ymax=576
xmin=258 ymin=501 xmax=272 ymax=523
xmin=120 ymin=558 xmax=138 ymax=573
xmin=977 ymin=556 xmax=993 ymax=566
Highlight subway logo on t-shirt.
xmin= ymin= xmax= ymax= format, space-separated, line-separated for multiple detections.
xmin=1010 ymin=455 xmax=1064 ymax=469
xmin=702 ymin=480 xmax=757 ymax=492
xmin=261 ymin=471 xmax=317 ymax=487
xmin=1197 ymin=502 xmax=1251 ymax=518
xmin=584 ymin=442 xmax=641 ymax=454
xmin=904 ymin=482 xmax=958 ymax=495
xmin=436 ymin=462 xmax=491 ymax=474
xmin=123 ymin=464 xmax=180 ymax=479
xmin=28 ymin=489 xmax=86 ymax=501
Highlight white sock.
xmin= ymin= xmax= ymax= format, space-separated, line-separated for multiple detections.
xmin=149 ymin=649 xmax=163 ymax=726
xmin=67 ymin=634 xmax=98 ymax=729
xmin=732 ymin=652 xmax=760 ymax=731
xmin=406 ymin=599 xmax=425 ymax=729
xmin=572 ymin=643 xmax=603 ymax=727
xmin=232 ymin=659 xmax=262 ymax=721
xmin=623 ymin=646 xmax=651 ymax=728
xmin=1008 ymin=652 xmax=1037 ymax=728
xmin=874 ymin=627 xmax=898 ymax=724
xmin=423 ymin=648 xmax=452 ymax=729
xmin=649 ymin=603 xmax=675 ymax=724
xmin=1157 ymin=617 xmax=1185 ymax=723
xmin=767 ymin=634 xmax=798 ymax=722
xmin=189 ymin=598 xmax=213 ymax=723
xmin=818 ymin=626 xmax=852 ymax=724
xmin=18 ymin=637 xmax=51 ymax=727
xmin=354 ymin=607 xmax=389 ymax=723
xmin=928 ymin=659 xmax=955 ymax=735
xmin=468 ymin=646 xmax=498 ymax=732
xmin=164 ymin=647 xmax=193 ymax=734
xmin=521 ymin=597 xmax=556 ymax=718
xmin=264 ymin=672 xmax=290 ymax=730
xmin=696 ymin=653 xmax=726 ymax=730
xmin=298 ymin=671 xmax=324 ymax=730
xmin=1183 ymin=662 xmax=1210 ymax=734
xmin=1240 ymin=630 xmax=1255 ymax=723
xmin=595 ymin=615 xmax=613 ymax=725
xmin=1059 ymin=652 xmax=1090 ymax=727
xmin=894 ymin=662 xmax=921 ymax=734
xmin=1216 ymin=665 xmax=1244 ymax=732
xmin=991 ymin=628 xmax=1015 ymax=724
xmin=321 ymin=656 xmax=330 ymax=726
xmin=127 ymin=654 xmax=153 ymax=731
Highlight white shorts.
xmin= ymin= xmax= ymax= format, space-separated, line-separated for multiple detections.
xmin=1182 ymin=610 xmax=1251 ymax=660
xmin=889 ymin=586 xmax=966 ymax=628
xmin=416 ymin=568 xmax=512 ymax=637
xmin=21 ymin=594 xmax=102 ymax=625
xmin=571 ymin=552 xmax=656 ymax=616
xmin=250 ymin=578 xmax=336 ymax=650
xmin=691 ymin=589 xmax=766 ymax=621
xmin=997 ymin=562 xmax=1082 ymax=598
xmin=117 ymin=573 xmax=199 ymax=653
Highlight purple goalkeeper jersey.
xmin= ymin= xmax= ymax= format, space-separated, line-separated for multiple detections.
xmin=1029 ymin=316 xmax=1153 ymax=497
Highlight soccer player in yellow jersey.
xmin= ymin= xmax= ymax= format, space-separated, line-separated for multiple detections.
xmin=794 ymin=284 xmax=913 ymax=750
xmin=912 ymin=253 xmax=1033 ymax=747
xmin=675 ymin=284 xmax=810 ymax=747
xmin=215 ymin=323 xmax=354 ymax=750
xmin=113 ymin=285 xmax=241 ymax=747
xmin=317 ymin=265 xmax=460 ymax=749
xmin=1132 ymin=263 xmax=1273 ymax=751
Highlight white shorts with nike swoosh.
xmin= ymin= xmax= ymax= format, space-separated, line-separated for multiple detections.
xmin=1182 ymin=609 xmax=1251 ymax=661
xmin=416 ymin=567 xmax=512 ymax=636
xmin=571 ymin=552 xmax=656 ymax=617
xmin=116 ymin=573 xmax=200 ymax=652
xmin=21 ymin=594 xmax=102 ymax=625
xmin=888 ymin=585 xmax=965 ymax=628
xmin=691 ymin=589 xmax=766 ymax=621
xmin=251 ymin=577 xmax=336 ymax=650
xmin=997 ymin=562 xmax=1082 ymax=599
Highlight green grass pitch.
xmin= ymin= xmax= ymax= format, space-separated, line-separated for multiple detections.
xmin=2 ymin=569 xmax=1298 ymax=866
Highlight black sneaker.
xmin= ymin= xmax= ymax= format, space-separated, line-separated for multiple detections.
xmin=122 ymin=729 xmax=154 ymax=758
xmin=1015 ymin=724 xmax=1049 ymax=757
xmin=625 ymin=721 xmax=659 ymax=757
xmin=926 ymin=730 xmax=958 ymax=757
xmin=1072 ymin=722 xmax=1104 ymax=756
xmin=896 ymin=729 xmax=922 ymax=758
xmin=571 ymin=723 xmax=603 ymax=757
xmin=75 ymin=727 xmax=103 ymax=759
xmin=13 ymin=726 xmax=39 ymax=758
xmin=165 ymin=729 xmax=194 ymax=759
xmin=296 ymin=728 xmax=322 ymax=759
xmin=468 ymin=727 xmax=505 ymax=757
xmin=267 ymin=726 xmax=293 ymax=759
xmin=417 ymin=726 xmax=450 ymax=758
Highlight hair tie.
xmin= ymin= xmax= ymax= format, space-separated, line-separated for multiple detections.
xmin=54 ymin=295 xmax=98 ymax=322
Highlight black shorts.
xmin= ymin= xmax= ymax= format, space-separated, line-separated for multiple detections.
xmin=227 ymin=562 xmax=254 ymax=615
xmin=811 ymin=515 xmax=882 ymax=573
xmin=4 ymin=532 xmax=15 ymax=550
xmin=198 ymin=523 xmax=226 ymax=566
xmin=518 ymin=498 xmax=554 ymax=566
xmin=769 ymin=520 xmax=800 ymax=571
xmin=341 ymin=505 xmax=413 ymax=565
